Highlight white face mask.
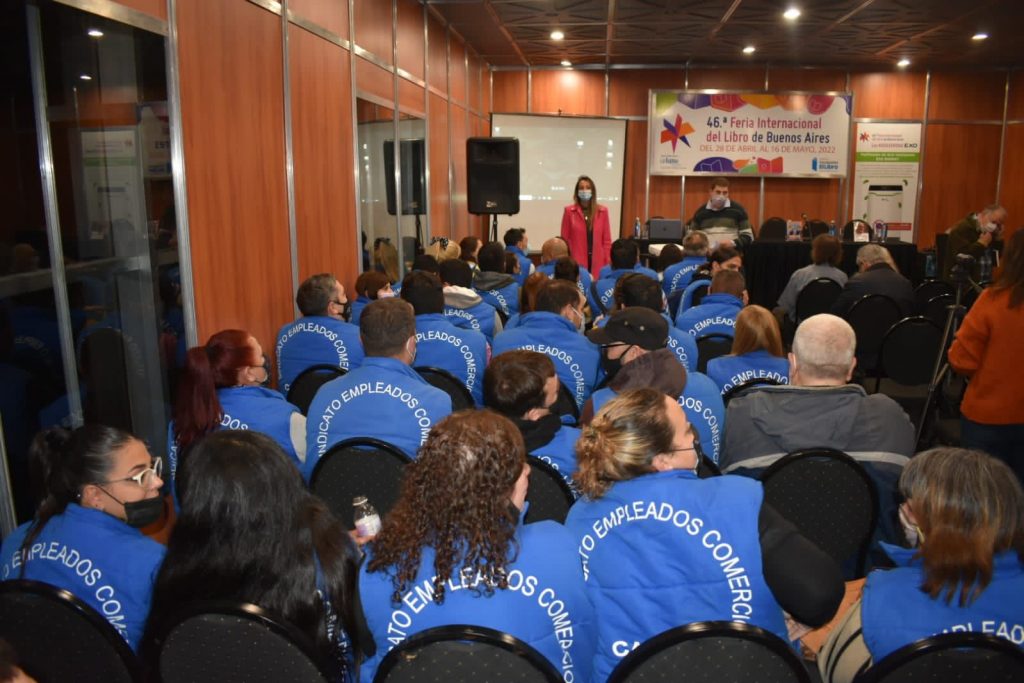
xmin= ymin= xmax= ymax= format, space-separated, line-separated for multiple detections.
xmin=377 ymin=289 xmax=396 ymax=299
xmin=571 ymin=307 xmax=585 ymax=333
xmin=578 ymin=190 xmax=592 ymax=202
xmin=982 ymin=222 xmax=998 ymax=234
xmin=405 ymin=338 xmax=417 ymax=365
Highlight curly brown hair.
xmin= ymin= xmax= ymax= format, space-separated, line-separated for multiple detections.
xmin=366 ymin=409 xmax=526 ymax=605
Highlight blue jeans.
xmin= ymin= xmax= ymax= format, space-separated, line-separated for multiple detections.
xmin=960 ymin=417 xmax=1024 ymax=484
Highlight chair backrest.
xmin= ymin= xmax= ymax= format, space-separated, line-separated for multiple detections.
xmin=722 ymin=377 xmax=783 ymax=405
xmin=759 ymin=448 xmax=878 ymax=573
xmin=551 ymin=380 xmax=580 ymax=425
xmin=842 ymin=220 xmax=874 ymax=241
xmin=286 ymin=364 xmax=347 ymax=415
xmin=309 ymin=437 xmax=411 ymax=528
xmin=695 ymin=333 xmax=733 ymax=374
xmin=852 ymin=632 xmax=1024 ymax=683
xmin=0 ymin=579 xmax=142 ymax=683
xmin=523 ymin=455 xmax=575 ymax=524
xmin=923 ymin=293 xmax=953 ymax=328
xmin=151 ymin=601 xmax=329 ymax=683
xmin=690 ymin=282 xmax=709 ymax=307
xmin=607 ymin=620 xmax=810 ymax=683
xmin=759 ymin=217 xmax=787 ymax=240
xmin=795 ymin=277 xmax=843 ymax=323
xmin=374 ymin=624 xmax=562 ymax=683
xmin=879 ymin=316 xmax=943 ymax=386
xmin=845 ymin=294 xmax=902 ymax=370
xmin=913 ymin=280 xmax=954 ymax=314
xmin=934 ymin=233 xmax=949 ymax=281
xmin=805 ymin=219 xmax=829 ymax=238
xmin=414 ymin=366 xmax=474 ymax=410
xmin=666 ymin=288 xmax=685 ymax=319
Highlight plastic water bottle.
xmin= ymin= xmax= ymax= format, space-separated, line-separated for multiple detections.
xmin=925 ymin=253 xmax=937 ymax=279
xmin=828 ymin=220 xmax=836 ymax=237
xmin=979 ymin=251 xmax=993 ymax=282
xmin=633 ymin=216 xmax=641 ymax=239
xmin=353 ymin=496 xmax=381 ymax=538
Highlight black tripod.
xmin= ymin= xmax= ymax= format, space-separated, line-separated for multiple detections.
xmin=915 ymin=255 xmax=983 ymax=449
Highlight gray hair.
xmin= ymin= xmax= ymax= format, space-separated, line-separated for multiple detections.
xmin=792 ymin=314 xmax=856 ymax=382
xmin=856 ymin=244 xmax=897 ymax=271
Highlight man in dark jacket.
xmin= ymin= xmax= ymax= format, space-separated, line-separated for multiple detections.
xmin=831 ymin=244 xmax=914 ymax=317
xmin=942 ymin=203 xmax=1006 ymax=281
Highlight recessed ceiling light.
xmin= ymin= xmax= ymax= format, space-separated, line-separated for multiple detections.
xmin=87 ymin=28 xmax=103 ymax=38
xmin=783 ymin=7 xmax=801 ymax=21
xmin=79 ymin=74 xmax=93 ymax=80
xmin=742 ymin=45 xmax=756 ymax=54
xmin=560 ymin=59 xmax=572 ymax=67
xmin=972 ymin=32 xmax=989 ymax=41
xmin=897 ymin=58 xmax=910 ymax=68
xmin=550 ymin=30 xmax=564 ymax=41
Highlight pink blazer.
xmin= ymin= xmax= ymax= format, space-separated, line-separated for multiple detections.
xmin=561 ymin=203 xmax=612 ymax=275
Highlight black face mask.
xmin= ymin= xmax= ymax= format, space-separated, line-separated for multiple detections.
xmin=341 ymin=302 xmax=352 ymax=322
xmin=98 ymin=488 xmax=164 ymax=528
xmin=260 ymin=357 xmax=272 ymax=387
xmin=601 ymin=346 xmax=633 ymax=382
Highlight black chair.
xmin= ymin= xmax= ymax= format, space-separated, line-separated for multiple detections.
xmin=843 ymin=219 xmax=874 ymax=241
xmin=374 ymin=624 xmax=562 ymax=683
xmin=690 ymin=281 xmax=709 ymax=307
xmin=923 ymin=293 xmax=953 ymax=328
xmin=286 ymin=364 xmax=347 ymax=415
xmin=852 ymin=632 xmax=1024 ymax=683
xmin=759 ymin=217 xmax=787 ymax=240
xmin=415 ymin=366 xmax=474 ymax=411
xmin=845 ymin=294 xmax=902 ymax=374
xmin=795 ymin=277 xmax=843 ymax=323
xmin=695 ymin=333 xmax=733 ymax=374
xmin=759 ymin=448 xmax=878 ymax=576
xmin=935 ymin=232 xmax=949 ymax=281
xmin=524 ymin=455 xmax=576 ymax=524
xmin=876 ymin=316 xmax=943 ymax=392
xmin=552 ymin=380 xmax=580 ymax=425
xmin=805 ymin=219 xmax=829 ymax=239
xmin=698 ymin=453 xmax=722 ymax=478
xmin=150 ymin=601 xmax=330 ymax=683
xmin=607 ymin=621 xmax=810 ymax=683
xmin=308 ymin=437 xmax=411 ymax=528
xmin=0 ymin=579 xmax=142 ymax=683
xmin=722 ymin=377 xmax=783 ymax=406
xmin=913 ymin=279 xmax=953 ymax=314
xmin=666 ymin=288 xmax=685 ymax=319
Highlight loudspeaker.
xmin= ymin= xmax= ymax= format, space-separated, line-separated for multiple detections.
xmin=384 ymin=139 xmax=426 ymax=215
xmin=467 ymin=137 xmax=519 ymax=215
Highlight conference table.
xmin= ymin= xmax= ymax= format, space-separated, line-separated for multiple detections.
xmin=641 ymin=239 xmax=919 ymax=309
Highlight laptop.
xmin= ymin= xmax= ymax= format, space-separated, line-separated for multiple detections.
xmin=648 ymin=218 xmax=683 ymax=241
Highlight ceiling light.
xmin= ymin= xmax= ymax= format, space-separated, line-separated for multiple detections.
xmin=79 ymin=74 xmax=93 ymax=80
xmin=560 ymin=59 xmax=572 ymax=67
xmin=972 ymin=32 xmax=989 ymax=41
xmin=783 ymin=7 xmax=801 ymax=21
xmin=87 ymin=28 xmax=103 ymax=38
xmin=742 ymin=45 xmax=756 ymax=54
xmin=897 ymin=58 xmax=910 ymax=68
xmin=550 ymin=30 xmax=564 ymax=41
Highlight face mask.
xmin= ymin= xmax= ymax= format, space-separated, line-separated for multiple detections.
xmin=98 ymin=487 xmax=164 ymax=528
xmin=710 ymin=195 xmax=727 ymax=210
xmin=899 ymin=504 xmax=923 ymax=548
xmin=341 ymin=302 xmax=352 ymax=322
xmin=259 ymin=357 xmax=271 ymax=387
xmin=982 ymin=222 xmax=998 ymax=234
xmin=377 ymin=289 xmax=396 ymax=299
xmin=577 ymin=190 xmax=592 ymax=202
xmin=571 ymin=307 xmax=585 ymax=334
xmin=601 ymin=346 xmax=631 ymax=381
xmin=406 ymin=338 xmax=417 ymax=365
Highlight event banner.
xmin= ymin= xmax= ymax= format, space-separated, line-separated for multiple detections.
xmin=649 ymin=90 xmax=852 ymax=177
xmin=851 ymin=122 xmax=922 ymax=240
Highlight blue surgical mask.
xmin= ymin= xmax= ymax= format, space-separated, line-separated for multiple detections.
xmin=578 ymin=190 xmax=592 ymax=202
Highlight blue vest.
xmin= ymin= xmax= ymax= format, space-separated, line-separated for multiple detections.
xmin=862 ymin=544 xmax=1024 ymax=660
xmin=597 ymin=264 xmax=658 ymax=281
xmin=507 ymin=246 xmax=534 ymax=287
xmin=0 ymin=504 xmax=166 ymax=651
xmin=531 ymin=425 xmax=581 ymax=493
xmin=443 ymin=300 xmax=499 ymax=343
xmin=565 ymin=471 xmax=787 ymax=682
xmin=706 ymin=350 xmax=790 ymax=395
xmin=350 ymin=295 xmax=371 ymax=325
xmin=492 ymin=312 xmax=602 ymax=410
xmin=593 ymin=313 xmax=697 ymax=373
xmin=591 ymin=267 xmax=655 ymax=315
xmin=475 ymin=282 xmax=520 ymax=318
xmin=677 ymin=278 xmax=712 ymax=315
xmin=537 ymin=262 xmax=595 ymax=305
xmin=413 ymin=314 xmax=489 ymax=405
xmin=275 ymin=316 xmax=364 ymax=393
xmin=303 ymin=357 xmax=452 ymax=478
xmin=675 ymin=292 xmax=743 ymax=337
xmin=358 ymin=520 xmax=596 ymax=683
xmin=663 ymin=257 xmax=707 ymax=297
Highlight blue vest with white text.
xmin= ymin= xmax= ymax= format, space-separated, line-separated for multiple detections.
xmin=537 ymin=262 xmax=594 ymax=305
xmin=675 ymin=292 xmax=743 ymax=337
xmin=565 ymin=471 xmax=787 ymax=683
xmin=507 ymin=246 xmax=535 ymax=287
xmin=275 ymin=316 xmax=364 ymax=393
xmin=531 ymin=425 xmax=581 ymax=493
xmin=594 ymin=313 xmax=697 ymax=373
xmin=475 ymin=282 xmax=520 ymax=318
xmin=413 ymin=314 xmax=489 ymax=405
xmin=443 ymin=300 xmax=500 ymax=343
xmin=663 ymin=256 xmax=707 ymax=297
xmin=706 ymin=350 xmax=790 ymax=395
xmin=591 ymin=267 xmax=656 ymax=314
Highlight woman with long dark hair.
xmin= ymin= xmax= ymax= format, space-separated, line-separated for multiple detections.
xmin=145 ymin=430 xmax=362 ymax=679
xmin=706 ymin=304 xmax=790 ymax=394
xmin=358 ymin=410 xmax=595 ymax=682
xmin=561 ymin=174 xmax=612 ymax=275
xmin=0 ymin=425 xmax=166 ymax=651
xmin=169 ymin=329 xmax=304 ymax=488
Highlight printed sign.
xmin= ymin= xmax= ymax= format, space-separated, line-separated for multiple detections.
xmin=852 ymin=122 xmax=922 ymax=241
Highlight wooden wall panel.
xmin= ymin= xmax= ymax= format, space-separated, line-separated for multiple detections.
xmin=449 ymin=36 xmax=467 ymax=105
xmin=355 ymin=56 xmax=394 ymax=104
xmin=467 ymin=53 xmax=483 ymax=112
xmin=492 ymin=71 xmax=527 ymax=112
xmin=928 ymin=71 xmax=1006 ymax=121
xmin=686 ymin=68 xmax=765 ymax=90
xmin=918 ymin=123 xmax=1002 ymax=249
xmin=622 ymin=120 xmax=648 ymax=235
xmin=116 ymin=0 xmax=166 ymax=20
xmin=353 ymin=0 xmax=392 ymax=63
xmin=849 ymin=72 xmax=926 ymax=119
xmin=999 ymin=124 xmax=1024 ymax=240
xmin=289 ymin=0 xmax=347 ymax=37
xmin=428 ymin=92 xmax=450 ymax=237
xmin=177 ymin=0 xmax=291 ymax=346
xmin=449 ymin=104 xmax=469 ymax=238
xmin=482 ymin=68 xmax=492 ymax=115
xmin=531 ymin=70 xmax=605 ymax=115
xmin=396 ymin=0 xmax=424 ymax=81
xmin=1010 ymin=71 xmax=1024 ymax=119
xmin=648 ymin=176 xmax=682 ymax=233
xmin=290 ymin=29 xmax=357 ymax=290
xmin=398 ymin=78 xmax=425 ymax=116
xmin=427 ymin=13 xmax=447 ymax=93
xmin=609 ymin=69 xmax=685 ymax=116
xmin=766 ymin=68 xmax=847 ymax=92
xmin=762 ymin=178 xmax=841 ymax=227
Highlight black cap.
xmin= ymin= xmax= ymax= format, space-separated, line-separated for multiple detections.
xmin=587 ymin=307 xmax=669 ymax=350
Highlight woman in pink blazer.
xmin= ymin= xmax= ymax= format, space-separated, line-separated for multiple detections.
xmin=560 ymin=175 xmax=612 ymax=275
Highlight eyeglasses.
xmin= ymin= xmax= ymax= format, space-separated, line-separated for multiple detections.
xmin=103 ymin=458 xmax=163 ymax=489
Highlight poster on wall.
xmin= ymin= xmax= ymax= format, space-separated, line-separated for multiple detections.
xmin=649 ymin=90 xmax=851 ymax=178
xmin=136 ymin=102 xmax=171 ymax=178
xmin=851 ymin=122 xmax=921 ymax=241
xmin=79 ymin=127 xmax=146 ymax=258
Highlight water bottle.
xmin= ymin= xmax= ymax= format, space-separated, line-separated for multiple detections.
xmin=979 ymin=251 xmax=993 ymax=282
xmin=353 ymin=496 xmax=381 ymax=538
xmin=633 ymin=216 xmax=641 ymax=239
xmin=880 ymin=221 xmax=888 ymax=242
xmin=828 ymin=220 xmax=836 ymax=237
xmin=925 ymin=252 xmax=937 ymax=279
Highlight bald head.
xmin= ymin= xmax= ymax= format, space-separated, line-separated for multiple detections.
xmin=542 ymin=237 xmax=569 ymax=264
xmin=790 ymin=314 xmax=856 ymax=385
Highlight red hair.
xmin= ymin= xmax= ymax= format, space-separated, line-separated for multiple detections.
xmin=173 ymin=329 xmax=258 ymax=450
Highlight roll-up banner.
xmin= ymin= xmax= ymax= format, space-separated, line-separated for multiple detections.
xmin=649 ymin=90 xmax=852 ymax=178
